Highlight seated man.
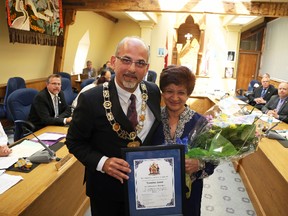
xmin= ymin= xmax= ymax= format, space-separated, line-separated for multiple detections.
xmin=82 ymin=60 xmax=97 ymax=79
xmin=0 ymin=122 xmax=11 ymax=156
xmin=247 ymin=76 xmax=277 ymax=109
xmin=261 ymin=82 xmax=288 ymax=123
xmin=29 ymin=74 xmax=72 ymax=131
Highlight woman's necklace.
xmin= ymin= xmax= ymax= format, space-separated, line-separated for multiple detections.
xmin=103 ymin=81 xmax=148 ymax=147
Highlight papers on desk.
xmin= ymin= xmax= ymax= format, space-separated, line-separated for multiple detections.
xmin=237 ymin=100 xmax=247 ymax=105
xmin=259 ymin=114 xmax=280 ymax=123
xmin=31 ymin=132 xmax=66 ymax=146
xmin=0 ymin=173 xmax=23 ymax=194
xmin=0 ymin=140 xmax=45 ymax=170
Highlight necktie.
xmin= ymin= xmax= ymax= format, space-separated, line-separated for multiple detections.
xmin=54 ymin=96 xmax=59 ymax=117
xmin=276 ymin=99 xmax=284 ymax=113
xmin=261 ymin=88 xmax=266 ymax=97
xmin=127 ymin=94 xmax=138 ymax=129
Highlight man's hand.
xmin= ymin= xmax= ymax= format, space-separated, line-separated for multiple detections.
xmin=103 ymin=157 xmax=131 ymax=184
xmin=66 ymin=117 xmax=72 ymax=123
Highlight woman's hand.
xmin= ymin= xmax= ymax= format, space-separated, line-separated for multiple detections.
xmin=185 ymin=158 xmax=199 ymax=175
xmin=0 ymin=145 xmax=12 ymax=157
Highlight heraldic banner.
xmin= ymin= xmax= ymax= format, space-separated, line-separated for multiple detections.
xmin=6 ymin=0 xmax=63 ymax=46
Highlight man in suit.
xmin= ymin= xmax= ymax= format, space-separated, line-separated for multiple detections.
xmin=65 ymin=36 xmax=161 ymax=216
xmin=28 ymin=74 xmax=72 ymax=131
xmin=82 ymin=60 xmax=97 ymax=78
xmin=247 ymin=76 xmax=277 ymax=109
xmin=262 ymin=82 xmax=288 ymax=123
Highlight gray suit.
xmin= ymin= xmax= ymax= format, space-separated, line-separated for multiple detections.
xmin=261 ymin=95 xmax=288 ymax=123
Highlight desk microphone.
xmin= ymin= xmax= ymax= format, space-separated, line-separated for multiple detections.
xmin=220 ymin=93 xmax=230 ymax=100
xmin=15 ymin=120 xmax=56 ymax=163
xmin=264 ymin=120 xmax=281 ymax=135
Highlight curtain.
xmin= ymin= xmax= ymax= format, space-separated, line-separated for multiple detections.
xmin=6 ymin=0 xmax=63 ymax=46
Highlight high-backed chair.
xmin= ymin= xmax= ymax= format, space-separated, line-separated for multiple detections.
xmin=0 ymin=77 xmax=26 ymax=120
xmin=80 ymin=78 xmax=95 ymax=89
xmin=147 ymin=70 xmax=157 ymax=83
xmin=236 ymin=79 xmax=260 ymax=102
xmin=6 ymin=88 xmax=38 ymax=141
xmin=61 ymin=77 xmax=77 ymax=105
xmin=55 ymin=72 xmax=71 ymax=80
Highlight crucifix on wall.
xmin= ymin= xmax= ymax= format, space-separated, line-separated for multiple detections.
xmin=185 ymin=33 xmax=193 ymax=41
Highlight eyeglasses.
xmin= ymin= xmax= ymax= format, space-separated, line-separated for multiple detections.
xmin=116 ymin=56 xmax=148 ymax=68
xmin=49 ymin=82 xmax=61 ymax=86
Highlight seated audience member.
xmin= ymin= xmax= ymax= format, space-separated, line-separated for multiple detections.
xmin=72 ymin=69 xmax=111 ymax=108
xmin=0 ymin=122 xmax=11 ymax=156
xmin=144 ymin=70 xmax=157 ymax=83
xmin=247 ymin=76 xmax=277 ymax=109
xmin=29 ymin=74 xmax=72 ymax=131
xmin=262 ymin=82 xmax=288 ymax=123
xmin=82 ymin=60 xmax=97 ymax=78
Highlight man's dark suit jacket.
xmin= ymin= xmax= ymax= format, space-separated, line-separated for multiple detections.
xmin=147 ymin=70 xmax=157 ymax=83
xmin=65 ymin=78 xmax=161 ymax=202
xmin=248 ymin=85 xmax=277 ymax=109
xmin=28 ymin=88 xmax=71 ymax=130
xmin=261 ymin=95 xmax=288 ymax=123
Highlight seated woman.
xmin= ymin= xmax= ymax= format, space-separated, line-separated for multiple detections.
xmin=152 ymin=65 xmax=217 ymax=216
xmin=0 ymin=122 xmax=12 ymax=156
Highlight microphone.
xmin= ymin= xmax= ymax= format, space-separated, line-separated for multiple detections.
xmin=220 ymin=93 xmax=230 ymax=100
xmin=264 ymin=120 xmax=281 ymax=135
xmin=249 ymin=106 xmax=256 ymax=114
xmin=58 ymin=96 xmax=61 ymax=104
xmin=15 ymin=120 xmax=56 ymax=163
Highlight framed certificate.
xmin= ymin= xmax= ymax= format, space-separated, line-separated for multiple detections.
xmin=122 ymin=145 xmax=185 ymax=216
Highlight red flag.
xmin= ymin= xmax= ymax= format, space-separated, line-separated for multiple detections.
xmin=164 ymin=34 xmax=168 ymax=68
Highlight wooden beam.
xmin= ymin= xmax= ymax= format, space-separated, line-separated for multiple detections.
xmin=95 ymin=12 xmax=119 ymax=23
xmin=62 ymin=0 xmax=288 ymax=17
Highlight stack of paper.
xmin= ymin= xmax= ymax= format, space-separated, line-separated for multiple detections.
xmin=31 ymin=132 xmax=66 ymax=146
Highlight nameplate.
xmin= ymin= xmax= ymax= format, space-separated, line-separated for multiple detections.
xmin=55 ymin=154 xmax=73 ymax=171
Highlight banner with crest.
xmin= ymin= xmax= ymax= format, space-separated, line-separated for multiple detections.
xmin=6 ymin=0 xmax=63 ymax=46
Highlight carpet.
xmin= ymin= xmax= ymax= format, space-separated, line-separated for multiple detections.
xmin=201 ymin=162 xmax=256 ymax=216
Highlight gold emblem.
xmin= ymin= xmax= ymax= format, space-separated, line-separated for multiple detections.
xmin=112 ymin=123 xmax=120 ymax=132
xmin=103 ymin=101 xmax=112 ymax=109
xmin=127 ymin=141 xmax=140 ymax=147
xmin=103 ymin=81 xmax=148 ymax=142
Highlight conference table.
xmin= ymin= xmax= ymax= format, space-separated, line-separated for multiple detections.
xmin=0 ymin=126 xmax=89 ymax=216
xmin=188 ymin=95 xmax=288 ymax=216
xmin=236 ymin=120 xmax=288 ymax=216
xmin=1 ymin=96 xmax=287 ymax=216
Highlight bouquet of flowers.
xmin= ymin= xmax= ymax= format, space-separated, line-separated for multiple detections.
xmin=186 ymin=97 xmax=259 ymax=164
xmin=178 ymin=97 xmax=260 ymax=198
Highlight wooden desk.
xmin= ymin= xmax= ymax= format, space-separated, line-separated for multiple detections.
xmin=237 ymin=122 xmax=288 ymax=216
xmin=0 ymin=126 xmax=89 ymax=216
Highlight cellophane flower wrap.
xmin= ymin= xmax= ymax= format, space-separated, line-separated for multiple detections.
xmin=186 ymin=97 xmax=259 ymax=164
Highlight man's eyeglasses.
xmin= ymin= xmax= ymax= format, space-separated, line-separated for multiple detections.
xmin=49 ymin=82 xmax=61 ymax=86
xmin=116 ymin=56 xmax=148 ymax=68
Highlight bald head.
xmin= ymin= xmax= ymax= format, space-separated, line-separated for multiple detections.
xmin=115 ymin=36 xmax=150 ymax=62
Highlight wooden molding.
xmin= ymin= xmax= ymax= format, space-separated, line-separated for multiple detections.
xmin=62 ymin=0 xmax=288 ymax=17
xmin=95 ymin=12 xmax=118 ymax=23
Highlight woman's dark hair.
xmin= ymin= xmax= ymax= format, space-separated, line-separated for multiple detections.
xmin=97 ymin=76 xmax=107 ymax=85
xmin=159 ymin=65 xmax=196 ymax=95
